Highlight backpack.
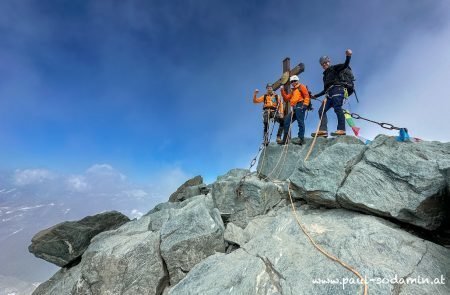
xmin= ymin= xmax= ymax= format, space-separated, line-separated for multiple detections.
xmin=305 ymin=85 xmax=313 ymax=111
xmin=338 ymin=67 xmax=355 ymax=96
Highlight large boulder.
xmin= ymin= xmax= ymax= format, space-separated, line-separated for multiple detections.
xmin=169 ymin=175 xmax=208 ymax=202
xmin=28 ymin=211 xmax=129 ymax=267
xmin=337 ymin=135 xmax=450 ymax=229
xmin=257 ymin=135 xmax=450 ymax=230
xmin=169 ymin=206 xmax=450 ymax=295
xmin=160 ymin=196 xmax=225 ymax=285
xmin=211 ymin=169 xmax=287 ymax=228
xmin=32 ymin=213 xmax=168 ymax=295
xmin=289 ymin=137 xmax=366 ymax=207
xmin=77 ymin=229 xmax=168 ymax=294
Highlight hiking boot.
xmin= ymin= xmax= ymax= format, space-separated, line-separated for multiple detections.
xmin=276 ymin=136 xmax=282 ymax=144
xmin=311 ymin=131 xmax=328 ymax=138
xmin=331 ymin=130 xmax=346 ymax=136
xmin=278 ymin=134 xmax=288 ymax=145
xmin=291 ymin=138 xmax=304 ymax=145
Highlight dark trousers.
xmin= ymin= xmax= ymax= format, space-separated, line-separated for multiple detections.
xmin=284 ymin=103 xmax=306 ymax=140
xmin=263 ymin=109 xmax=284 ymax=138
xmin=318 ymin=87 xmax=346 ymax=132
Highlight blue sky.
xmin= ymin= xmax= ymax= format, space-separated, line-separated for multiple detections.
xmin=1 ymin=0 xmax=449 ymax=185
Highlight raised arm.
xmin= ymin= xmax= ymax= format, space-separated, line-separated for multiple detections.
xmin=334 ymin=49 xmax=352 ymax=72
xmin=253 ymin=89 xmax=264 ymax=103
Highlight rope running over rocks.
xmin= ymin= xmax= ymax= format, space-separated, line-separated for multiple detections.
xmin=243 ymin=96 xmax=368 ymax=295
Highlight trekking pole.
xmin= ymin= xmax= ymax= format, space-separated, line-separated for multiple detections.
xmin=353 ymin=89 xmax=360 ymax=103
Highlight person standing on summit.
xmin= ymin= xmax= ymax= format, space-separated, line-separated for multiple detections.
xmin=311 ymin=49 xmax=353 ymax=137
xmin=279 ymin=75 xmax=310 ymax=145
xmin=253 ymin=83 xmax=285 ymax=145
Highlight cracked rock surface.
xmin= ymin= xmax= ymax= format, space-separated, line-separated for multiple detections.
xmin=170 ymin=207 xmax=450 ymax=295
xmin=31 ymin=135 xmax=450 ymax=294
xmin=258 ymin=135 xmax=450 ymax=230
xmin=28 ymin=211 xmax=130 ymax=267
xmin=212 ymin=169 xmax=287 ymax=228
xmin=32 ymin=195 xmax=225 ymax=294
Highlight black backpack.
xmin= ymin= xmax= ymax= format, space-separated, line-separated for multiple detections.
xmin=338 ymin=67 xmax=355 ymax=96
xmin=305 ymin=86 xmax=313 ymax=111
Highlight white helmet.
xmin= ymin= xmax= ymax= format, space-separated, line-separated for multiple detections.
xmin=289 ymin=75 xmax=299 ymax=82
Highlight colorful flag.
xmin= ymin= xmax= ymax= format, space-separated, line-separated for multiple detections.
xmin=344 ymin=111 xmax=360 ymax=136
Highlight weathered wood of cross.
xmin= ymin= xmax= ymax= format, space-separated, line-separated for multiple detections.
xmin=271 ymin=58 xmax=305 ymax=116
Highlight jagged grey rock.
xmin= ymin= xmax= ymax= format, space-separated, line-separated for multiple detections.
xmin=211 ymin=169 xmax=287 ymax=228
xmin=77 ymin=230 xmax=168 ymax=294
xmin=30 ymin=135 xmax=450 ymax=295
xmin=32 ymin=264 xmax=82 ymax=295
xmin=169 ymin=250 xmax=269 ymax=295
xmin=170 ymin=207 xmax=450 ymax=295
xmin=32 ymin=212 xmax=169 ymax=295
xmin=28 ymin=211 xmax=130 ymax=267
xmin=338 ymin=135 xmax=450 ymax=229
xmin=289 ymin=137 xmax=366 ymax=207
xmin=160 ymin=197 xmax=225 ymax=285
xmin=169 ymin=175 xmax=204 ymax=202
xmin=257 ymin=136 xmax=362 ymax=181
xmin=258 ymin=135 xmax=450 ymax=230
xmin=224 ymin=222 xmax=249 ymax=246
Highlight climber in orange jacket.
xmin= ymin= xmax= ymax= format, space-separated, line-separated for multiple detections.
xmin=253 ymin=83 xmax=285 ymax=145
xmin=279 ymin=75 xmax=310 ymax=145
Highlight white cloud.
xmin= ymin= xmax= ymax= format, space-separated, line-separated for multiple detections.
xmin=130 ymin=209 xmax=144 ymax=219
xmin=86 ymin=164 xmax=126 ymax=181
xmin=122 ymin=189 xmax=148 ymax=200
xmin=13 ymin=169 xmax=55 ymax=186
xmin=4 ymin=164 xmax=193 ymax=211
xmin=147 ymin=166 xmax=191 ymax=199
xmin=66 ymin=176 xmax=89 ymax=192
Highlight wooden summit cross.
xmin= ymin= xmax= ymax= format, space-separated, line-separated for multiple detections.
xmin=271 ymin=58 xmax=305 ymax=116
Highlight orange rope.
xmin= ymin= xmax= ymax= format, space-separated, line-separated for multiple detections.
xmin=287 ymin=182 xmax=368 ymax=295
xmin=250 ymin=95 xmax=368 ymax=295
xmin=304 ymin=97 xmax=327 ymax=161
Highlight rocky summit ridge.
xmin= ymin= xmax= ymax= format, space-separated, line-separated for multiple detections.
xmin=29 ymin=135 xmax=450 ymax=295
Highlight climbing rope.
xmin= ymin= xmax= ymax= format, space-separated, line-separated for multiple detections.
xmin=243 ymin=91 xmax=368 ymax=295
xmin=304 ymin=97 xmax=327 ymax=161
xmin=287 ymin=182 xmax=368 ymax=295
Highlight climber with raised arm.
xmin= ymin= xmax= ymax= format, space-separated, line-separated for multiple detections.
xmin=253 ymin=83 xmax=285 ymax=145
xmin=311 ymin=49 xmax=353 ymax=137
